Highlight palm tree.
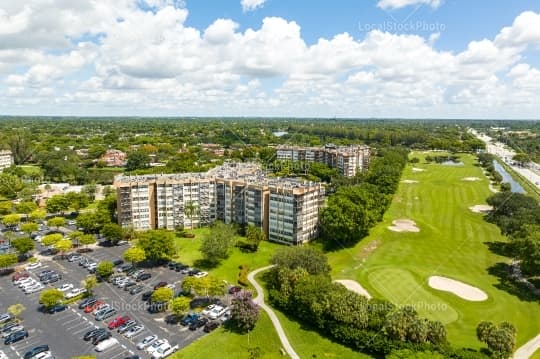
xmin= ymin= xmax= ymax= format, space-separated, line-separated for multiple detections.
xmin=184 ymin=201 xmax=199 ymax=231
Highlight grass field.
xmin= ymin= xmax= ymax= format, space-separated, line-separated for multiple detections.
xmin=172 ymin=228 xmax=282 ymax=285
xmin=327 ymin=152 xmax=540 ymax=349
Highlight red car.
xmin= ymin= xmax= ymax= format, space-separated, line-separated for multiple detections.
xmin=107 ymin=315 xmax=130 ymax=329
xmin=12 ymin=272 xmax=29 ymax=282
xmin=83 ymin=301 xmax=104 ymax=313
xmin=153 ymin=281 xmax=167 ymax=290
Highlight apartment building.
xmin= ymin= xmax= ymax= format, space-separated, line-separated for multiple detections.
xmin=115 ymin=162 xmax=324 ymax=245
xmin=276 ymin=144 xmax=371 ymax=177
xmin=0 ymin=150 xmax=14 ymax=172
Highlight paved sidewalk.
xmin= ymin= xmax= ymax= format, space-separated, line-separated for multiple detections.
xmin=248 ymin=265 xmax=300 ymax=359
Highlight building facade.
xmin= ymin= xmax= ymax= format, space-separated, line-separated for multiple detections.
xmin=115 ymin=163 xmax=325 ymax=245
xmin=0 ymin=150 xmax=14 ymax=172
xmin=276 ymin=144 xmax=371 ymax=177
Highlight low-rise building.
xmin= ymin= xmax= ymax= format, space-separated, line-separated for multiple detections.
xmin=100 ymin=149 xmax=127 ymax=167
xmin=0 ymin=150 xmax=14 ymax=172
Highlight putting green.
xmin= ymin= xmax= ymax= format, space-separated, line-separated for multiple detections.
xmin=368 ymin=267 xmax=458 ymax=324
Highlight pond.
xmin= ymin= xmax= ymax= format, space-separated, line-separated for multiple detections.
xmin=492 ymin=160 xmax=526 ymax=193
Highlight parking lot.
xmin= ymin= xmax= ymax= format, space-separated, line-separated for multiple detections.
xmin=0 ymin=242 xmax=213 ymax=359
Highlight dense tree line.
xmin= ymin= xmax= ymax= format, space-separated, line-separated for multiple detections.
xmin=486 ymin=191 xmax=540 ymax=276
xmin=266 ymin=247 xmax=491 ymax=358
xmin=320 ymin=147 xmax=409 ymax=247
xmin=477 ymin=154 xmax=503 ymax=185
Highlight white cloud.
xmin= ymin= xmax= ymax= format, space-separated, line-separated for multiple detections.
xmin=241 ymin=0 xmax=267 ymax=12
xmin=0 ymin=2 xmax=539 ymax=118
xmin=377 ymin=0 xmax=442 ymax=10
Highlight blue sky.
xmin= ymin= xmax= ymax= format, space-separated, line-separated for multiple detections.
xmin=0 ymin=0 xmax=540 ymax=118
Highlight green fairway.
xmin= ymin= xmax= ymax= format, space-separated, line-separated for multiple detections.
xmin=327 ymin=152 xmax=540 ymax=349
xmin=368 ymin=267 xmax=458 ymax=324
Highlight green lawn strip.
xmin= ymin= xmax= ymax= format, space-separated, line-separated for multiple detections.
xmin=172 ymin=311 xmax=284 ymax=359
xmin=326 ymin=152 xmax=540 ymax=349
xmin=493 ymin=156 xmax=540 ymax=201
xmin=531 ymin=349 xmax=540 ymax=359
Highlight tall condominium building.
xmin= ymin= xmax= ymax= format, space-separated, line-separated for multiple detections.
xmin=276 ymin=144 xmax=371 ymax=177
xmin=0 ymin=150 xmax=14 ymax=172
xmin=114 ymin=163 xmax=325 ymax=245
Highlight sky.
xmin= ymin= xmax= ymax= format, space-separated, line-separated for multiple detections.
xmin=0 ymin=0 xmax=540 ymax=119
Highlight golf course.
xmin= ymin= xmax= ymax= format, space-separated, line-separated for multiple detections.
xmin=328 ymin=152 xmax=540 ymax=351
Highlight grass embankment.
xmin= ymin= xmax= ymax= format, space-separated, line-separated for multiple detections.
xmin=326 ymin=152 xmax=540 ymax=349
xmin=494 ymin=156 xmax=540 ymax=202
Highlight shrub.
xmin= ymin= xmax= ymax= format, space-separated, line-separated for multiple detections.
xmin=238 ymin=264 xmax=250 ymax=287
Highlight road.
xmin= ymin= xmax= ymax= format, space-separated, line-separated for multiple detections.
xmin=247 ymin=265 xmax=300 ymax=359
xmin=470 ymin=129 xmax=540 ymax=189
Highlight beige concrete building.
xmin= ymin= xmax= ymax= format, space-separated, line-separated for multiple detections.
xmin=276 ymin=144 xmax=371 ymax=177
xmin=115 ymin=162 xmax=325 ymax=245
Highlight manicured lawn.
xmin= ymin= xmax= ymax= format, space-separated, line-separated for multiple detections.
xmin=326 ymin=152 xmax=540 ymax=349
xmin=173 ymin=312 xmax=284 ymax=359
xmin=173 ymin=228 xmax=282 ymax=287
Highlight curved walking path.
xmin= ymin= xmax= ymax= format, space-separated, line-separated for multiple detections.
xmin=513 ymin=334 xmax=540 ymax=359
xmin=248 ymin=265 xmax=300 ymax=359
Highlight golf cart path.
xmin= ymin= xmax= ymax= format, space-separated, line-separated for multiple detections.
xmin=513 ymin=334 xmax=540 ymax=359
xmin=248 ymin=265 xmax=300 ymax=359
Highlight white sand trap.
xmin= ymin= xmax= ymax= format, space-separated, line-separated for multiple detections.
xmin=412 ymin=167 xmax=425 ymax=172
xmin=428 ymin=276 xmax=488 ymax=301
xmin=513 ymin=334 xmax=540 ymax=359
xmin=401 ymin=180 xmax=419 ymax=184
xmin=388 ymin=219 xmax=420 ymax=233
xmin=462 ymin=177 xmax=481 ymax=182
xmin=469 ymin=205 xmax=493 ymax=213
xmin=335 ymin=279 xmax=372 ymax=299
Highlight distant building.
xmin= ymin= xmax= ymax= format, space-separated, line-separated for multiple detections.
xmin=0 ymin=150 xmax=14 ymax=172
xmin=100 ymin=149 xmax=127 ymax=167
xmin=114 ymin=162 xmax=325 ymax=245
xmin=276 ymin=144 xmax=371 ymax=177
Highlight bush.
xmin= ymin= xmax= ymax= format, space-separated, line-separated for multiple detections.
xmin=238 ymin=264 xmax=250 ymax=287
xmin=236 ymin=240 xmax=258 ymax=253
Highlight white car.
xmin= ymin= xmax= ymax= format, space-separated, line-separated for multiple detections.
xmin=124 ymin=324 xmax=144 ymax=338
xmin=19 ymin=280 xmax=38 ymax=290
xmin=33 ymin=351 xmax=53 ymax=359
xmin=136 ymin=334 xmax=157 ymax=350
xmin=18 ymin=278 xmax=36 ymax=288
xmin=146 ymin=339 xmax=168 ymax=355
xmin=201 ymin=304 xmax=216 ymax=316
xmin=0 ymin=350 xmax=9 ymax=359
xmin=152 ymin=343 xmax=179 ymax=358
xmin=57 ymin=283 xmax=74 ymax=292
xmin=92 ymin=303 xmax=110 ymax=315
xmin=165 ymin=284 xmax=175 ymax=290
xmin=25 ymin=261 xmax=42 ymax=270
xmin=194 ymin=271 xmax=208 ymax=278
xmin=95 ymin=337 xmax=118 ymax=352
xmin=24 ymin=283 xmax=44 ymax=294
xmin=65 ymin=288 xmax=86 ymax=299
xmin=208 ymin=305 xmax=228 ymax=320
xmin=86 ymin=263 xmax=97 ymax=271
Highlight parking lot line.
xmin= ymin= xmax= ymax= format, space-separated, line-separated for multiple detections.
xmin=67 ymin=321 xmax=90 ymax=331
xmin=108 ymin=349 xmax=129 ymax=359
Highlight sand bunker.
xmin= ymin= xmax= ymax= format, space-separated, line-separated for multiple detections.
xmin=388 ymin=219 xmax=420 ymax=233
xmin=401 ymin=180 xmax=419 ymax=184
xmin=412 ymin=167 xmax=425 ymax=172
xmin=462 ymin=177 xmax=481 ymax=182
xmin=469 ymin=205 xmax=493 ymax=213
xmin=428 ymin=276 xmax=488 ymax=301
xmin=335 ymin=279 xmax=372 ymax=299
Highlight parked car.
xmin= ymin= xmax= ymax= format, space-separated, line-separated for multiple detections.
xmin=30 ymin=351 xmax=53 ymax=359
xmin=146 ymin=340 xmax=169 ymax=355
xmin=117 ymin=320 xmax=137 ymax=334
xmin=78 ymin=297 xmax=97 ymax=310
xmin=92 ymin=331 xmax=112 ymax=345
xmin=107 ymin=315 xmax=130 ymax=330
xmin=194 ymin=271 xmax=208 ymax=278
xmin=142 ymin=291 xmax=153 ymax=302
xmin=4 ymin=330 xmax=28 ymax=345
xmin=201 ymin=304 xmax=216 ymax=316
xmin=0 ymin=313 xmax=12 ymax=324
xmin=148 ymin=301 xmax=168 ymax=313
xmin=124 ymin=281 xmax=137 ymax=291
xmin=112 ymin=259 xmax=124 ymax=266
xmin=151 ymin=343 xmax=179 ymax=358
xmin=23 ymin=345 xmax=49 ymax=359
xmin=124 ymin=324 xmax=144 ymax=338
xmin=189 ymin=317 xmax=208 ymax=331
xmin=85 ymin=301 xmax=105 ymax=314
xmin=129 ymin=285 xmax=144 ymax=295
xmin=180 ymin=313 xmax=199 ymax=326
xmin=165 ymin=314 xmax=183 ymax=325
xmin=1 ymin=322 xmax=20 ymax=334
xmin=95 ymin=308 xmax=117 ymax=321
xmin=12 ymin=272 xmax=29 ymax=282
xmin=24 ymin=283 xmax=44 ymax=294
xmin=67 ymin=253 xmax=82 ymax=262
xmin=65 ymin=288 xmax=86 ymax=299
xmin=136 ymin=334 xmax=158 ymax=350
xmin=136 ymin=273 xmax=151 ymax=281
xmin=174 ymin=264 xmax=188 ymax=272
xmin=208 ymin=305 xmax=228 ymax=320
xmin=94 ymin=337 xmax=118 ymax=352
xmin=24 ymin=261 xmax=42 ymax=270
xmin=83 ymin=328 xmax=106 ymax=341
xmin=228 ymin=286 xmax=242 ymax=294
xmin=47 ymin=303 xmax=67 ymax=314
xmin=153 ymin=281 xmax=167 ymax=290
xmin=203 ymin=321 xmax=220 ymax=333
xmin=2 ymin=325 xmax=24 ymax=338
